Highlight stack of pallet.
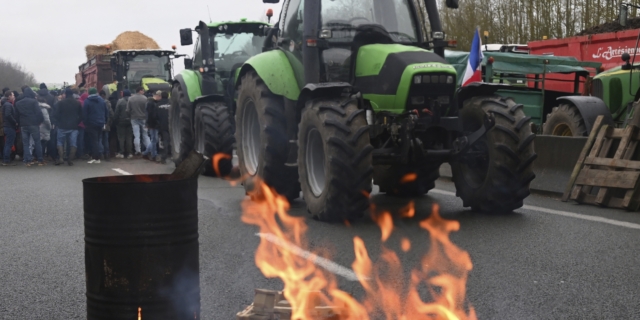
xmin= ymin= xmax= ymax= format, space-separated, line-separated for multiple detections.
xmin=237 ymin=289 xmax=346 ymax=320
xmin=563 ymin=115 xmax=640 ymax=210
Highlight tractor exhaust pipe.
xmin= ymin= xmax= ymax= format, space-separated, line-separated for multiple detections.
xmin=424 ymin=0 xmax=445 ymax=58
xmin=198 ymin=21 xmax=217 ymax=96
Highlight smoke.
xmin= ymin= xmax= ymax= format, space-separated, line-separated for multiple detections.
xmin=159 ymin=266 xmax=201 ymax=319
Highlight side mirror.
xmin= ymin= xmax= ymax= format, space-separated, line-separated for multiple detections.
xmin=184 ymin=58 xmax=193 ymax=70
xmin=445 ymin=0 xmax=459 ymax=9
xmin=263 ymin=0 xmax=279 ymax=3
xmin=180 ymin=28 xmax=193 ymax=46
xmin=621 ymin=4 xmax=629 ymax=27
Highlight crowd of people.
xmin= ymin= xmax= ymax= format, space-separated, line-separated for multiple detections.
xmin=0 ymin=83 xmax=171 ymax=167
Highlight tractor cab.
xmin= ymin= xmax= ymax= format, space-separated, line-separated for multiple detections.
xmin=111 ymin=49 xmax=177 ymax=94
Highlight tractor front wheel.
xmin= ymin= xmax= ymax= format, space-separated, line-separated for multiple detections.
xmin=452 ymin=96 xmax=537 ymax=213
xmin=235 ymin=71 xmax=300 ymax=200
xmin=194 ymin=102 xmax=235 ymax=177
xmin=542 ymin=103 xmax=587 ymax=137
xmin=170 ymin=82 xmax=195 ymax=166
xmin=298 ymin=98 xmax=373 ymax=222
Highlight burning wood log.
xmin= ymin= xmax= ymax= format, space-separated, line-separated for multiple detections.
xmin=237 ymin=289 xmax=346 ymax=320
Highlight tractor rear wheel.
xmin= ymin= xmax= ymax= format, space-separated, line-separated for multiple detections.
xmin=236 ymin=71 xmax=300 ymax=201
xmin=298 ymin=98 xmax=373 ymax=222
xmin=194 ymin=102 xmax=235 ymax=177
xmin=452 ymin=96 xmax=537 ymax=213
xmin=542 ymin=103 xmax=587 ymax=137
xmin=170 ymin=82 xmax=195 ymax=166
xmin=373 ymin=163 xmax=440 ymax=196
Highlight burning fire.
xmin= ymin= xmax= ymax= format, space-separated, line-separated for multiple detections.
xmin=240 ymin=179 xmax=476 ymax=319
xmin=213 ymin=153 xmax=476 ymax=319
xmin=137 ymin=307 xmax=141 ymax=320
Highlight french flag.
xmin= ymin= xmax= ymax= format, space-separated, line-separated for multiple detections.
xmin=462 ymin=29 xmax=484 ymax=87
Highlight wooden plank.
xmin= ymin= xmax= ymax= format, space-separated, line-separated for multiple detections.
xmin=580 ymin=126 xmax=614 ymax=195
xmin=583 ymin=157 xmax=640 ymax=170
xmin=562 ymin=116 xmax=606 ymax=201
xmin=596 ymin=126 xmax=637 ymax=205
xmin=574 ymin=169 xmax=640 ymax=189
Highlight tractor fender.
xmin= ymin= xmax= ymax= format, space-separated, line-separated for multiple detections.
xmin=556 ymin=96 xmax=615 ymax=133
xmin=174 ymin=71 xmax=203 ymax=103
xmin=455 ymin=82 xmax=530 ymax=112
xmin=237 ymin=50 xmax=301 ymax=101
xmin=193 ymin=94 xmax=226 ymax=106
xmin=296 ymin=82 xmax=353 ymax=110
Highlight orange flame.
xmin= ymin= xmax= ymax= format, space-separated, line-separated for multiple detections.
xmin=400 ymin=173 xmax=417 ymax=184
xmin=212 ymin=153 xmax=232 ymax=177
xmin=137 ymin=307 xmax=141 ymax=320
xmin=241 ymin=178 xmax=475 ymax=320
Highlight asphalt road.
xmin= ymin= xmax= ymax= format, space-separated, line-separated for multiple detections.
xmin=1 ymin=159 xmax=640 ymax=319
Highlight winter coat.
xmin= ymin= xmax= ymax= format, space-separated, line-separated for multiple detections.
xmin=39 ymin=103 xmax=52 ymax=141
xmin=126 ymin=93 xmax=148 ymax=120
xmin=113 ymin=97 xmax=131 ymax=126
xmin=146 ymin=100 xmax=159 ymax=129
xmin=53 ymin=97 xmax=83 ymax=130
xmin=15 ymin=88 xmax=44 ymax=127
xmin=103 ymin=100 xmax=114 ymax=132
xmin=156 ymin=98 xmax=170 ymax=132
xmin=37 ymin=88 xmax=56 ymax=110
xmin=108 ymin=91 xmax=119 ymax=112
xmin=2 ymin=99 xmax=17 ymax=130
xmin=82 ymin=95 xmax=108 ymax=128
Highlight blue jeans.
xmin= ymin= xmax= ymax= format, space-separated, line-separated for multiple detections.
xmin=100 ymin=131 xmax=109 ymax=157
xmin=76 ymin=127 xmax=85 ymax=158
xmin=21 ymin=125 xmax=43 ymax=163
xmin=148 ymin=128 xmax=158 ymax=158
xmin=131 ymin=119 xmax=150 ymax=154
xmin=57 ymin=129 xmax=79 ymax=148
xmin=3 ymin=127 xmax=16 ymax=163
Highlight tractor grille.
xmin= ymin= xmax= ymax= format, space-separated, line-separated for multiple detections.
xmin=592 ymin=79 xmax=603 ymax=100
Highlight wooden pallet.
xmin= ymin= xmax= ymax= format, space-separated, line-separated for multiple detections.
xmin=566 ymin=119 xmax=640 ymax=210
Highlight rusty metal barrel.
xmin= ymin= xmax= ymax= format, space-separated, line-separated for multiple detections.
xmin=83 ymin=174 xmax=200 ymax=320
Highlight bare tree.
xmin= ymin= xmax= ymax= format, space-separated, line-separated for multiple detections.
xmin=0 ymin=58 xmax=37 ymax=91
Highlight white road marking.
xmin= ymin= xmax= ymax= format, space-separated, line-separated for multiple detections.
xmin=430 ymin=189 xmax=640 ymax=230
xmin=112 ymin=168 xmax=133 ymax=176
xmin=256 ymin=233 xmax=368 ymax=282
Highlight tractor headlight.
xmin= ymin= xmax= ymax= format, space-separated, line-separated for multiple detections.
xmin=447 ymin=76 xmax=454 ymax=84
xmin=431 ymin=75 xmax=439 ymax=83
xmin=414 ymin=75 xmax=422 ymax=84
xmin=411 ymin=96 xmax=425 ymax=105
xmin=440 ymin=75 xmax=447 ymax=83
xmin=423 ymin=75 xmax=431 ymax=83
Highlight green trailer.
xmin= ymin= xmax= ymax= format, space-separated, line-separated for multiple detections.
xmin=445 ymin=51 xmax=612 ymax=136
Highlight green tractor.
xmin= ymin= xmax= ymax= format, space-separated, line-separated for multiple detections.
xmin=234 ymin=0 xmax=537 ymax=221
xmin=446 ymin=51 xmax=612 ymax=137
xmin=171 ymin=20 xmax=269 ymax=173
xmin=591 ymin=52 xmax=640 ymax=127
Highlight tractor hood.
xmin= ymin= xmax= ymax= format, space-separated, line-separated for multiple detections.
xmin=142 ymin=77 xmax=171 ymax=94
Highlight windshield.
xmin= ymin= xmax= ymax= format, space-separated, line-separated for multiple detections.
xmin=321 ymin=0 xmax=418 ymax=43
xmin=212 ymin=33 xmax=265 ymax=79
xmin=126 ymin=55 xmax=170 ymax=83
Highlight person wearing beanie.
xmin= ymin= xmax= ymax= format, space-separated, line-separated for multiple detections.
xmin=113 ymin=89 xmax=133 ymax=158
xmin=82 ymin=87 xmax=108 ymax=164
xmin=52 ymin=89 xmax=82 ymax=166
xmin=15 ymin=88 xmax=45 ymax=166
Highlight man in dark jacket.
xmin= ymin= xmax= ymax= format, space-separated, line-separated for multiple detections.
xmin=15 ymin=87 xmax=44 ymax=165
xmin=99 ymin=90 xmax=114 ymax=161
xmin=113 ymin=90 xmax=133 ymax=158
xmin=53 ymin=88 xmax=82 ymax=166
xmin=156 ymin=91 xmax=171 ymax=164
xmin=145 ymin=91 xmax=161 ymax=161
xmin=127 ymin=87 xmax=151 ymax=157
xmin=83 ymin=88 xmax=108 ymax=164
xmin=2 ymin=91 xmax=18 ymax=165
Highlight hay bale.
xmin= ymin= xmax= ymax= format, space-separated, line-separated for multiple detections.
xmin=85 ymin=45 xmax=111 ymax=60
xmin=84 ymin=31 xmax=161 ymax=60
xmin=111 ymin=31 xmax=160 ymax=51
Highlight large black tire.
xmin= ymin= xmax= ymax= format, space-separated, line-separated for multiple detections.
xmin=298 ymin=98 xmax=373 ymax=222
xmin=194 ymin=102 xmax=235 ymax=177
xmin=452 ymin=96 xmax=537 ymax=213
xmin=235 ymin=71 xmax=300 ymax=200
xmin=373 ymin=163 xmax=440 ymax=196
xmin=542 ymin=103 xmax=587 ymax=137
xmin=170 ymin=82 xmax=195 ymax=166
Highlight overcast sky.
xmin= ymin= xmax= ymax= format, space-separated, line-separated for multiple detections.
xmin=0 ymin=0 xmax=281 ymax=86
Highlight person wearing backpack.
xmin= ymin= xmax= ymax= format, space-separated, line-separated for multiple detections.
xmin=113 ymin=89 xmax=133 ymax=159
